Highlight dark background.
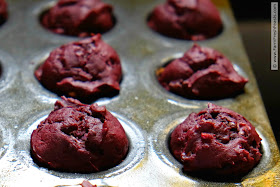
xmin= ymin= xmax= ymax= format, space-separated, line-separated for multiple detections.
xmin=230 ymin=1 xmax=280 ymax=146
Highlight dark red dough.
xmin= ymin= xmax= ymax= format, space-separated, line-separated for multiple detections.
xmin=157 ymin=44 xmax=248 ymax=99
xmin=170 ymin=103 xmax=262 ymax=175
xmin=31 ymin=96 xmax=129 ymax=173
xmin=147 ymin=0 xmax=222 ymax=40
xmin=35 ymin=34 xmax=122 ymax=102
xmin=0 ymin=0 xmax=7 ymax=25
xmin=41 ymin=0 xmax=114 ymax=37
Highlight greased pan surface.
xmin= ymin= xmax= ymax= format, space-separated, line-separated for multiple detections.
xmin=0 ymin=0 xmax=279 ymax=186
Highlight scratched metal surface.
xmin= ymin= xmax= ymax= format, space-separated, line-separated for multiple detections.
xmin=0 ymin=0 xmax=279 ymax=186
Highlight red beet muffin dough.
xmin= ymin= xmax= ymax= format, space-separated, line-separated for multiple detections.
xmin=170 ymin=103 xmax=262 ymax=176
xmin=157 ymin=44 xmax=248 ymax=99
xmin=35 ymin=34 xmax=122 ymax=102
xmin=41 ymin=0 xmax=114 ymax=37
xmin=0 ymin=0 xmax=7 ymax=26
xmin=31 ymin=97 xmax=129 ymax=173
xmin=148 ymin=0 xmax=222 ymax=40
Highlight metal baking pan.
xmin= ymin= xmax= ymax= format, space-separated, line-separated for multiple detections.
xmin=0 ymin=0 xmax=279 ymax=186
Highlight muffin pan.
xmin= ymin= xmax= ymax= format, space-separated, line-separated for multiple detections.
xmin=0 ymin=0 xmax=279 ymax=186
